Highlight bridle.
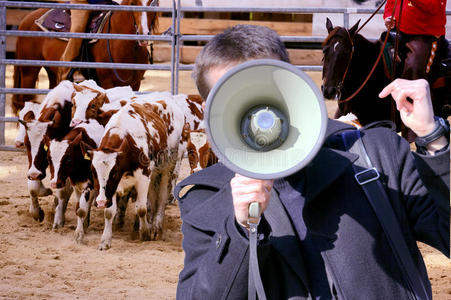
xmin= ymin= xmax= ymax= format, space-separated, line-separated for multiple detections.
xmin=330 ymin=0 xmax=399 ymax=104
xmin=106 ymin=5 xmax=155 ymax=84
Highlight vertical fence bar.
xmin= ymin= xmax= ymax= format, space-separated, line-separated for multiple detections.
xmin=0 ymin=4 xmax=6 ymax=147
xmin=343 ymin=11 xmax=349 ymax=29
xmin=174 ymin=0 xmax=181 ymax=95
xmin=170 ymin=0 xmax=176 ymax=95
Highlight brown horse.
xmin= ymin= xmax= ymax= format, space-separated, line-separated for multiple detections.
xmin=12 ymin=0 xmax=159 ymax=115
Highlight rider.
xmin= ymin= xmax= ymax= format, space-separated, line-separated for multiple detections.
xmin=58 ymin=0 xmax=105 ymax=82
xmin=383 ymin=0 xmax=446 ymax=80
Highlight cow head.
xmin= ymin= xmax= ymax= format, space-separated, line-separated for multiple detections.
xmin=24 ymin=119 xmax=53 ymax=180
xmin=48 ymin=132 xmax=88 ymax=189
xmin=82 ymin=133 xmax=146 ymax=208
xmin=187 ymin=129 xmax=218 ymax=173
xmin=71 ymin=86 xmax=107 ymax=127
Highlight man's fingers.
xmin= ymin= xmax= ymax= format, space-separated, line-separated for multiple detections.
xmin=379 ymin=82 xmax=395 ymax=98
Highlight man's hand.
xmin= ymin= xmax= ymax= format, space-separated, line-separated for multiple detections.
xmin=379 ymin=79 xmax=435 ymax=137
xmin=230 ymin=174 xmax=273 ymax=229
xmin=384 ymin=16 xmax=395 ymax=30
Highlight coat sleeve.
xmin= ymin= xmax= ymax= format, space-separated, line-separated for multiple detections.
xmin=384 ymin=0 xmax=395 ymax=19
xmin=367 ymin=128 xmax=450 ymax=258
xmin=176 ymin=186 xmax=272 ymax=300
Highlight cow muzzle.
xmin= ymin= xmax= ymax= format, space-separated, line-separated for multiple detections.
xmin=96 ymin=198 xmax=107 ymax=208
xmin=70 ymin=119 xmax=83 ymax=127
xmin=27 ymin=171 xmax=42 ymax=181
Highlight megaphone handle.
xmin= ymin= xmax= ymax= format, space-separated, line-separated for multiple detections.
xmin=248 ymin=202 xmax=261 ymax=227
xmin=248 ymin=201 xmax=267 ymax=300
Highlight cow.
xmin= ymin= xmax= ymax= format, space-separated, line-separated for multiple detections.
xmin=186 ymin=128 xmax=218 ymax=174
xmin=46 ymin=119 xmax=105 ymax=240
xmin=20 ymin=80 xmax=75 ymax=224
xmin=81 ymin=100 xmax=170 ymax=250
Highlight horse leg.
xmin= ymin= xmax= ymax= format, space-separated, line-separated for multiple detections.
xmin=44 ymin=67 xmax=58 ymax=89
xmin=12 ymin=66 xmax=40 ymax=115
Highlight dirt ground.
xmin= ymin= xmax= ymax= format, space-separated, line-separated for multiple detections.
xmin=0 ymin=66 xmax=450 ymax=299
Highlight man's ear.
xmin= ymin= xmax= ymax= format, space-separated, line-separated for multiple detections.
xmin=326 ymin=17 xmax=334 ymax=33
xmin=349 ymin=19 xmax=360 ymax=37
xmin=80 ymin=140 xmax=94 ymax=160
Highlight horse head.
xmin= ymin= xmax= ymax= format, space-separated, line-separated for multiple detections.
xmin=124 ymin=0 xmax=159 ymax=47
xmin=321 ymin=18 xmax=360 ymax=100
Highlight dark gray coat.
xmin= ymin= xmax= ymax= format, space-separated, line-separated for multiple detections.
xmin=175 ymin=120 xmax=450 ymax=300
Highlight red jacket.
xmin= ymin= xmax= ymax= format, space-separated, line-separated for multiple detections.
xmin=384 ymin=0 xmax=446 ymax=36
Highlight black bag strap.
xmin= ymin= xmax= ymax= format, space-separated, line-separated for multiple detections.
xmin=341 ymin=130 xmax=431 ymax=300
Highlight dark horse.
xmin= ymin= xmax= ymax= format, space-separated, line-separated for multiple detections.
xmin=322 ymin=18 xmax=450 ymax=132
xmin=12 ymin=0 xmax=159 ymax=115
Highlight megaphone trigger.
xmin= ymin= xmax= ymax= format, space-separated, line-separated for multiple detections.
xmin=248 ymin=202 xmax=261 ymax=228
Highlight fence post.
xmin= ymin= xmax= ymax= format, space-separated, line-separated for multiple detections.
xmin=0 ymin=4 xmax=6 ymax=147
xmin=174 ymin=0 xmax=181 ymax=95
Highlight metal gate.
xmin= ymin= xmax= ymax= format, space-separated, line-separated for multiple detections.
xmin=0 ymin=0 xmax=409 ymax=151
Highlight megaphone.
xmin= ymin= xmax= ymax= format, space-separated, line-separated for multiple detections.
xmin=205 ymin=59 xmax=328 ymax=180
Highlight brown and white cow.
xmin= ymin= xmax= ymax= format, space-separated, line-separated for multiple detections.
xmin=82 ymin=101 xmax=169 ymax=250
xmin=47 ymin=119 xmax=105 ymax=240
xmin=186 ymin=129 xmax=218 ymax=174
xmin=21 ymin=80 xmax=75 ymax=224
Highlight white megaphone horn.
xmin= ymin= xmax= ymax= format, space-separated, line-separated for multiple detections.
xmin=204 ymin=59 xmax=328 ymax=180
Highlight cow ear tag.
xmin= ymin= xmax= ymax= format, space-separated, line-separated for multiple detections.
xmin=84 ymin=153 xmax=91 ymax=161
xmin=44 ymin=144 xmax=48 ymax=151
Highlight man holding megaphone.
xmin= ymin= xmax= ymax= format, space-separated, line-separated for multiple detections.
xmin=174 ymin=25 xmax=449 ymax=300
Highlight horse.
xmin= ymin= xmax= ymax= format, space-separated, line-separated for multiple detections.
xmin=321 ymin=18 xmax=450 ymax=136
xmin=12 ymin=0 xmax=159 ymax=115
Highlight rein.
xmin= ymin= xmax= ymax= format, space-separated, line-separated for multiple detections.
xmin=106 ymin=10 xmax=154 ymax=84
xmin=336 ymin=0 xmax=398 ymax=104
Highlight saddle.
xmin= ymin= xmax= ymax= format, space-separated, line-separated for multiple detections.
xmin=34 ymin=0 xmax=117 ymax=43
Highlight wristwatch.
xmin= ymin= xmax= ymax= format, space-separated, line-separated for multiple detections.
xmin=415 ymin=117 xmax=450 ymax=154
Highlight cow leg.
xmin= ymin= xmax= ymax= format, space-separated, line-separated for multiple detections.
xmin=113 ymin=191 xmax=129 ymax=229
xmin=99 ymin=194 xmax=118 ymax=250
xmin=134 ymin=170 xmax=151 ymax=241
xmin=75 ymin=186 xmax=94 ymax=243
xmin=27 ymin=179 xmax=45 ymax=222
xmin=152 ymin=164 xmax=173 ymax=241
xmin=52 ymin=180 xmax=73 ymax=229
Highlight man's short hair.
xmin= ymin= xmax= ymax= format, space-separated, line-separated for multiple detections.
xmin=192 ymin=24 xmax=290 ymax=100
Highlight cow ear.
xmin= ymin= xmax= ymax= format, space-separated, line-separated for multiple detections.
xmin=80 ymin=140 xmax=94 ymax=160
xmin=71 ymin=132 xmax=83 ymax=146
xmin=99 ymin=93 xmax=109 ymax=104
xmin=181 ymin=123 xmax=191 ymax=142
xmin=349 ymin=19 xmax=360 ymax=37
xmin=18 ymin=119 xmax=27 ymax=128
xmin=73 ymin=83 xmax=84 ymax=92
xmin=326 ymin=17 xmax=334 ymax=33
xmin=52 ymin=110 xmax=62 ymax=128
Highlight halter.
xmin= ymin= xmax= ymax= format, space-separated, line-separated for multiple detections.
xmin=335 ymin=29 xmax=355 ymax=101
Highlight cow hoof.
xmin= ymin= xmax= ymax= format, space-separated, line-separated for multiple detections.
xmin=52 ymin=220 xmax=64 ymax=230
xmin=30 ymin=207 xmax=45 ymax=222
xmin=140 ymin=228 xmax=151 ymax=242
xmin=39 ymin=188 xmax=53 ymax=197
xmin=98 ymin=241 xmax=111 ymax=251
xmin=75 ymin=231 xmax=85 ymax=244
